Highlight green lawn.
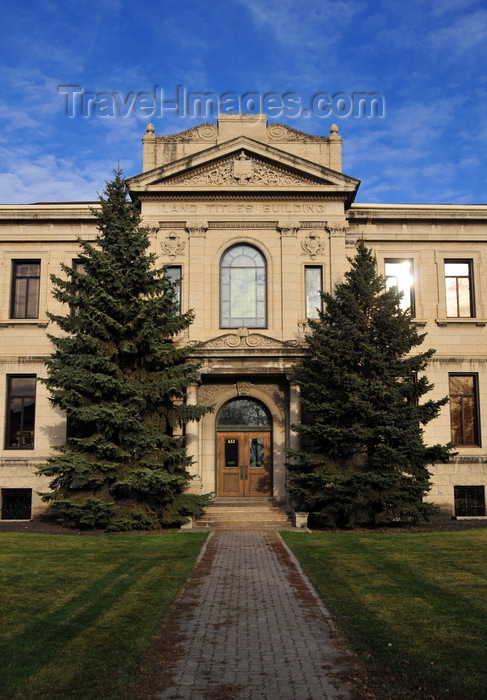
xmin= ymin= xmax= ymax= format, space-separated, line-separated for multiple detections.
xmin=0 ymin=532 xmax=208 ymax=700
xmin=282 ymin=529 xmax=487 ymax=700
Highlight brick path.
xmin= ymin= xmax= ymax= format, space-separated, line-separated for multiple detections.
xmin=155 ymin=531 xmax=358 ymax=700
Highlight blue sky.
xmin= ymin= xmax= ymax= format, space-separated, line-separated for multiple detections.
xmin=1 ymin=0 xmax=486 ymax=204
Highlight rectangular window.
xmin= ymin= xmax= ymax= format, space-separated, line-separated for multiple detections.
xmin=454 ymin=486 xmax=486 ymax=517
xmin=11 ymin=260 xmax=41 ymax=319
xmin=165 ymin=266 xmax=182 ymax=313
xmin=6 ymin=375 xmax=36 ymax=449
xmin=305 ymin=266 xmax=323 ymax=319
xmin=444 ymin=260 xmax=474 ymax=317
xmin=1 ymin=488 xmax=32 ymax=520
xmin=449 ymin=374 xmax=480 ymax=446
xmin=385 ymin=259 xmax=414 ymax=314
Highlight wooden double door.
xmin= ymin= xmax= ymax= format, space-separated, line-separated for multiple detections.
xmin=218 ymin=431 xmax=271 ymax=497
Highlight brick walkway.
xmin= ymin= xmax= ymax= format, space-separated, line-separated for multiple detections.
xmin=155 ymin=531 xmax=358 ymax=700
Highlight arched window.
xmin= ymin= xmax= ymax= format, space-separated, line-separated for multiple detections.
xmin=220 ymin=244 xmax=266 ymax=328
xmin=217 ymin=398 xmax=271 ymax=430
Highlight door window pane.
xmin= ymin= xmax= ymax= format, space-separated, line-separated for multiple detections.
xmin=224 ymin=439 xmax=239 ymax=467
xmin=250 ymin=438 xmax=264 ymax=467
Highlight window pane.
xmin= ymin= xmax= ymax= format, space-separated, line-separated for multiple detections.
xmin=449 ymin=375 xmax=478 ymax=446
xmin=385 ymin=260 xmax=412 ymax=311
xmin=454 ymin=486 xmax=486 ymax=516
xmin=445 ymin=263 xmax=469 ymax=276
xmin=221 ymin=245 xmax=266 ymax=327
xmin=445 ymin=277 xmax=458 ymax=317
xmin=445 ymin=260 xmax=472 ymax=318
xmin=231 ymin=269 xmax=256 ymax=319
xmin=12 ymin=261 xmax=40 ymax=319
xmin=218 ymin=399 xmax=270 ymax=427
xmin=305 ymin=267 xmax=322 ymax=319
xmin=166 ymin=266 xmax=181 ymax=312
xmin=7 ymin=376 xmax=36 ymax=448
xmin=457 ymin=278 xmax=471 ymax=317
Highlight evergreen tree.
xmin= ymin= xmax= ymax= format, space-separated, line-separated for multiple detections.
xmin=288 ymin=240 xmax=452 ymax=527
xmin=38 ymin=172 xmax=212 ymax=530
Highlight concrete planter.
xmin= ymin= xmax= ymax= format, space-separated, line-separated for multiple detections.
xmin=293 ymin=511 xmax=309 ymax=529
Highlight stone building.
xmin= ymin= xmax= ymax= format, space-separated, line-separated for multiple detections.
xmin=1 ymin=114 xmax=487 ymax=520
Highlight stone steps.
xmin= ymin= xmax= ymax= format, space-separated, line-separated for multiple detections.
xmin=193 ymin=497 xmax=292 ymax=530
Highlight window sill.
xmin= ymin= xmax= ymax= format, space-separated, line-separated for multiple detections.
xmin=0 ymin=320 xmax=48 ymax=328
xmin=435 ymin=318 xmax=486 ymax=327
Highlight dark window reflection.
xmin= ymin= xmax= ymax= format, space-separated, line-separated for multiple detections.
xmin=217 ymin=399 xmax=270 ymax=427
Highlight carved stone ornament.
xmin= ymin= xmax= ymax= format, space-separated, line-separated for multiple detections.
xmin=277 ymin=220 xmax=300 ymax=237
xmin=326 ymin=223 xmax=349 ymax=237
xmin=185 ymin=221 xmax=208 ymax=237
xmin=198 ymin=384 xmax=222 ymax=405
xmin=301 ymin=231 xmax=325 ymax=260
xmin=202 ymin=329 xmax=299 ymax=349
xmin=233 ymin=151 xmax=253 ymax=183
xmin=159 ymin=123 xmax=217 ymax=142
xmin=267 ymin=123 xmax=331 ymax=143
xmin=160 ymin=231 xmax=185 ymax=259
xmin=236 ymin=381 xmax=252 ymax=396
xmin=164 ymin=153 xmax=321 ymax=187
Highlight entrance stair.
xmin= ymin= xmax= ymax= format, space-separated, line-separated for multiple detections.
xmin=194 ymin=497 xmax=292 ymax=530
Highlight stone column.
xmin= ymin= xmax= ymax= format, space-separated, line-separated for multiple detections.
xmin=185 ymin=383 xmax=201 ymax=490
xmin=289 ymin=381 xmax=301 ymax=454
xmin=277 ymin=221 xmax=300 ymax=338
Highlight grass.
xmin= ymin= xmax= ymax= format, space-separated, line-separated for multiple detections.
xmin=282 ymin=529 xmax=487 ymax=700
xmin=0 ymin=531 xmax=208 ymax=700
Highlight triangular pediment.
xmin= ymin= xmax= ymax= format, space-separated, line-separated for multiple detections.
xmin=127 ymin=136 xmax=359 ymax=199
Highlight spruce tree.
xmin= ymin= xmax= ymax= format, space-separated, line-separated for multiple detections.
xmin=288 ymin=240 xmax=452 ymax=527
xmin=38 ymin=172 xmax=212 ymax=530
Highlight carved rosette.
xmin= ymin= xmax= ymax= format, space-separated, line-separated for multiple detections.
xmin=301 ymin=231 xmax=325 ymax=260
xmin=277 ymin=220 xmax=300 ymax=237
xmin=185 ymin=220 xmax=208 ymax=237
xmin=160 ymin=231 xmax=186 ymax=259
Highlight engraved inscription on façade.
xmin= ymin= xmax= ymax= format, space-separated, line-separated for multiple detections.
xmin=157 ymin=202 xmax=329 ymax=215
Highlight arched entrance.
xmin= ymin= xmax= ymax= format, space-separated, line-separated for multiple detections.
xmin=216 ymin=398 xmax=272 ymax=497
